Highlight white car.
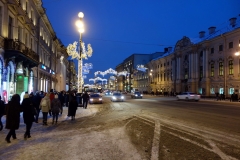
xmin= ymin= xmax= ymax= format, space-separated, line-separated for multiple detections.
xmin=176 ymin=92 xmax=200 ymax=101
xmin=111 ymin=92 xmax=125 ymax=102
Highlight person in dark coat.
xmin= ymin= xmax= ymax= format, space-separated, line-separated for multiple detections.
xmin=33 ymin=91 xmax=42 ymax=123
xmin=51 ymin=94 xmax=62 ymax=124
xmin=0 ymin=95 xmax=5 ymax=131
xmin=82 ymin=92 xmax=90 ymax=109
xmin=68 ymin=95 xmax=78 ymax=120
xmin=58 ymin=91 xmax=64 ymax=114
xmin=22 ymin=93 xmax=35 ymax=139
xmin=5 ymin=94 xmax=22 ymax=143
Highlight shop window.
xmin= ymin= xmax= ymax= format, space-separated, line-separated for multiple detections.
xmin=229 ymin=88 xmax=234 ymax=94
xmin=219 ymin=88 xmax=224 ymax=94
xmin=210 ymin=88 xmax=215 ymax=94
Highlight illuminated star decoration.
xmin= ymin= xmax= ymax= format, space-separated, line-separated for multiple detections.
xmin=66 ymin=41 xmax=93 ymax=60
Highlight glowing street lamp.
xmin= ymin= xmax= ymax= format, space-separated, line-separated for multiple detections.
xmin=67 ymin=12 xmax=93 ymax=93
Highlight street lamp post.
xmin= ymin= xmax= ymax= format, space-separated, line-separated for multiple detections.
xmin=67 ymin=12 xmax=93 ymax=94
xmin=77 ymin=12 xmax=84 ymax=93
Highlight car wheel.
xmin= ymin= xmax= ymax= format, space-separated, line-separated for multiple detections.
xmin=186 ymin=97 xmax=189 ymax=101
xmin=195 ymin=100 xmax=199 ymax=102
xmin=177 ymin=97 xmax=180 ymax=101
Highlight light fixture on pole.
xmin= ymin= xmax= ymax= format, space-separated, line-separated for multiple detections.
xmin=67 ymin=12 xmax=93 ymax=93
xmin=77 ymin=12 xmax=84 ymax=94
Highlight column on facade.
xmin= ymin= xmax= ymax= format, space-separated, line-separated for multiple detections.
xmin=178 ymin=57 xmax=181 ymax=80
xmin=205 ymin=49 xmax=209 ymax=77
xmin=176 ymin=57 xmax=179 ymax=80
xmin=203 ymin=49 xmax=206 ymax=78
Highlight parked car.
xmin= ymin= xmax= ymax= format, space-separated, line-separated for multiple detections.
xmin=131 ymin=91 xmax=143 ymax=99
xmin=89 ymin=94 xmax=103 ymax=104
xmin=111 ymin=92 xmax=125 ymax=102
xmin=176 ymin=92 xmax=200 ymax=101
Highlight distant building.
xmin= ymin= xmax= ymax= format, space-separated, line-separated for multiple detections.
xmin=116 ymin=16 xmax=240 ymax=97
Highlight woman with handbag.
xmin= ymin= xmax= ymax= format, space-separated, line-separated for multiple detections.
xmin=40 ymin=93 xmax=51 ymax=125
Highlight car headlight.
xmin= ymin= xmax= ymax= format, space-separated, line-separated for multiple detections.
xmin=121 ymin=96 xmax=124 ymax=99
xmin=135 ymin=94 xmax=138 ymax=96
xmin=112 ymin=96 xmax=116 ymax=99
xmin=140 ymin=94 xmax=143 ymax=96
xmin=99 ymin=98 xmax=102 ymax=101
xmin=90 ymin=98 xmax=93 ymax=101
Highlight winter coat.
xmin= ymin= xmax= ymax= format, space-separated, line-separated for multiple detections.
xmin=69 ymin=97 xmax=78 ymax=116
xmin=51 ymin=98 xmax=61 ymax=114
xmin=49 ymin=93 xmax=55 ymax=102
xmin=0 ymin=100 xmax=5 ymax=116
xmin=5 ymin=94 xmax=22 ymax=130
xmin=40 ymin=95 xmax=51 ymax=112
xmin=33 ymin=94 xmax=42 ymax=110
xmin=82 ymin=93 xmax=90 ymax=101
xmin=22 ymin=97 xmax=35 ymax=124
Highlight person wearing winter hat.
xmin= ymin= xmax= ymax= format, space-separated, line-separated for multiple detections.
xmin=21 ymin=93 xmax=35 ymax=139
xmin=40 ymin=93 xmax=51 ymax=125
xmin=51 ymin=94 xmax=61 ymax=124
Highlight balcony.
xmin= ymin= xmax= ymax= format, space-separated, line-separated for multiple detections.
xmin=4 ymin=38 xmax=39 ymax=68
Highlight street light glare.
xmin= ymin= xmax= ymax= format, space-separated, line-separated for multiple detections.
xmin=78 ymin=28 xmax=85 ymax=33
xmin=78 ymin=12 xmax=84 ymax=18
xmin=75 ymin=20 xmax=84 ymax=29
xmin=235 ymin=52 xmax=240 ymax=56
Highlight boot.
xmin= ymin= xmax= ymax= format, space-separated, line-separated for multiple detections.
xmin=24 ymin=134 xmax=27 ymax=140
xmin=5 ymin=138 xmax=11 ymax=143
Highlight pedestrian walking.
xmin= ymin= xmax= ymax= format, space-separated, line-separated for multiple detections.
xmin=5 ymin=94 xmax=22 ymax=143
xmin=49 ymin=89 xmax=55 ymax=116
xmin=0 ymin=95 xmax=5 ymax=131
xmin=22 ymin=93 xmax=35 ymax=139
xmin=58 ymin=91 xmax=64 ymax=114
xmin=68 ymin=94 xmax=78 ymax=120
xmin=33 ymin=91 xmax=42 ymax=123
xmin=51 ymin=94 xmax=62 ymax=124
xmin=82 ymin=92 xmax=89 ymax=109
xmin=40 ymin=93 xmax=51 ymax=125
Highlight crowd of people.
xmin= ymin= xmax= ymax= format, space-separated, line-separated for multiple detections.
xmin=0 ymin=89 xmax=90 ymax=143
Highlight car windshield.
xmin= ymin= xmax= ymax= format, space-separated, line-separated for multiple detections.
xmin=90 ymin=94 xmax=100 ymax=97
xmin=188 ymin=92 xmax=197 ymax=94
xmin=135 ymin=92 xmax=141 ymax=94
xmin=113 ymin=93 xmax=121 ymax=96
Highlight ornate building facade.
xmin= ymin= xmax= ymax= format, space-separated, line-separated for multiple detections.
xmin=119 ymin=16 xmax=240 ymax=98
xmin=0 ymin=0 xmax=69 ymax=103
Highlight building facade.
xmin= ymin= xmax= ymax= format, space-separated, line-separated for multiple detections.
xmin=117 ymin=16 xmax=240 ymax=98
xmin=0 ymin=0 xmax=69 ymax=103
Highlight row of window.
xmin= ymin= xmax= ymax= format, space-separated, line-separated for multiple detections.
xmin=157 ymin=61 xmax=172 ymax=68
xmin=210 ymin=41 xmax=239 ymax=54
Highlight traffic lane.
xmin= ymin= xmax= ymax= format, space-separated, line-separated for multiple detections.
xmin=125 ymin=98 xmax=240 ymax=136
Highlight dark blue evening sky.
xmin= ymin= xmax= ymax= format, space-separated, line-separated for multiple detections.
xmin=42 ymin=0 xmax=240 ymax=83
